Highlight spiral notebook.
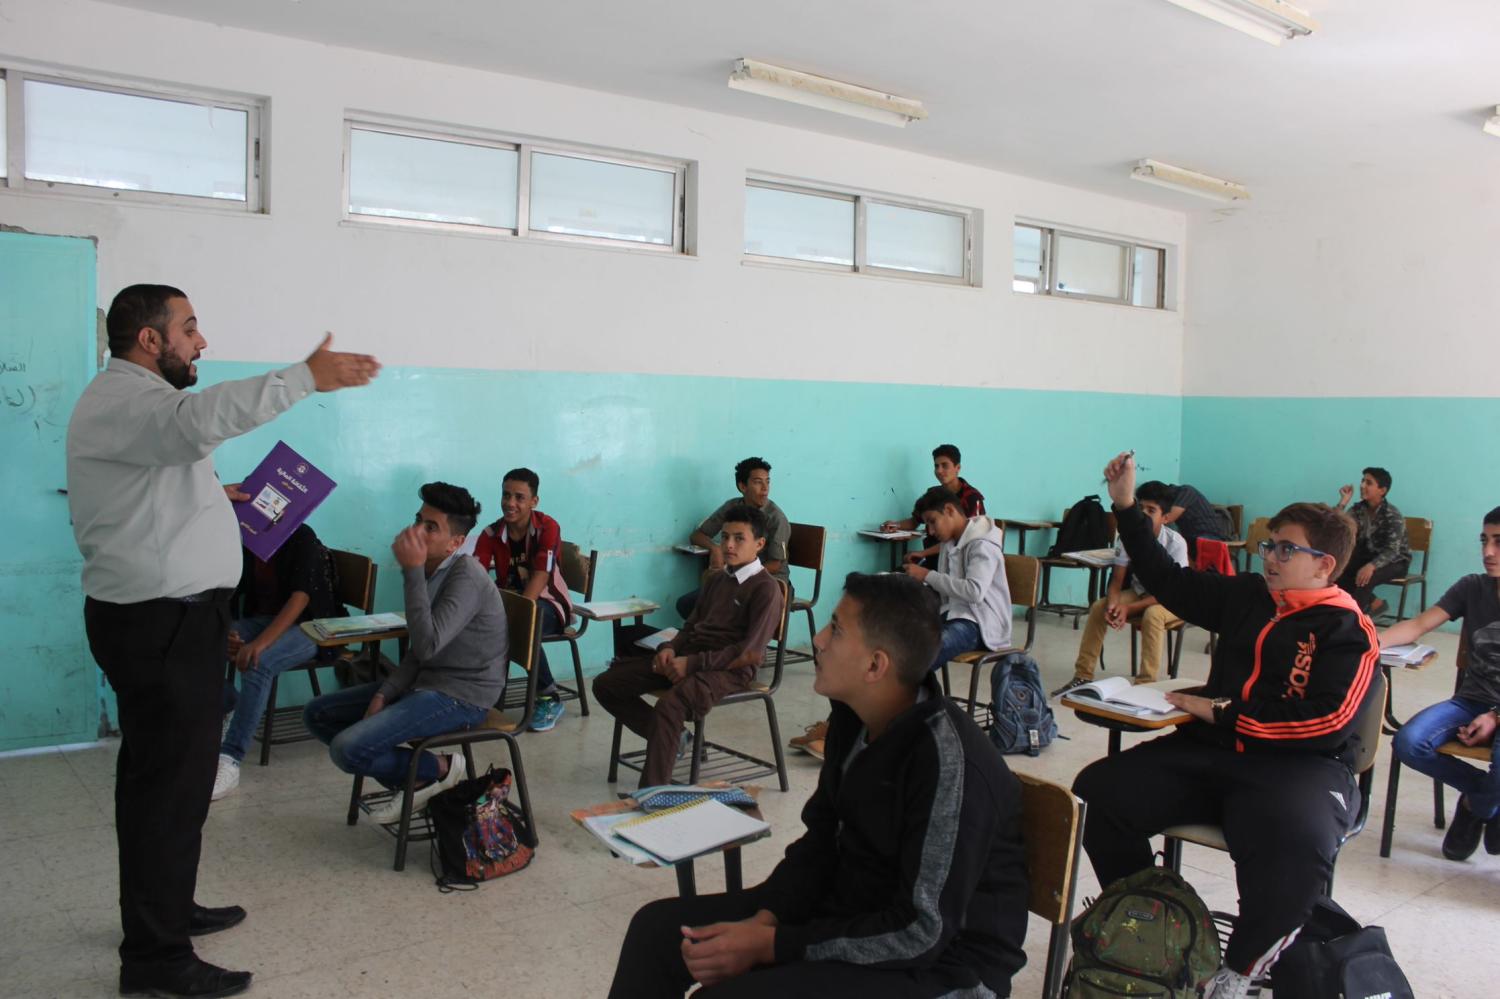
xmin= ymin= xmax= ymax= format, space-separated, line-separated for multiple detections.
xmin=612 ymin=798 xmax=769 ymax=864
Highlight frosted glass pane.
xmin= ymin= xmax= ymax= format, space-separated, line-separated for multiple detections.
xmin=1131 ymin=246 xmax=1163 ymax=308
xmin=866 ymin=203 xmax=965 ymax=277
xmin=1013 ymin=224 xmax=1044 ymax=288
xmin=744 ymin=186 xmax=853 ymax=266
xmin=349 ymin=129 xmax=517 ymax=228
xmin=0 ymin=78 xmax=6 ymax=179
xmin=1055 ymin=234 xmax=1125 ymax=299
xmin=24 ymin=80 xmax=246 ymax=200
xmin=529 ymin=152 xmax=675 ymax=245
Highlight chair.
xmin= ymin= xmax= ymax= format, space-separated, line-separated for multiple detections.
xmin=525 ymin=541 xmax=597 ymax=716
xmin=247 ymin=548 xmax=378 ymax=766
xmin=1037 ymin=509 xmax=1117 ymax=628
xmin=1385 ymin=518 xmax=1432 ymax=621
xmin=1018 ymin=773 xmax=1086 ymax=999
xmin=609 ymin=580 xmax=793 ymax=792
xmin=782 ymin=523 xmax=827 ymax=666
xmin=940 ymin=555 xmax=1040 ymax=723
xmin=1212 ymin=503 xmax=1244 ymax=541
xmin=1162 ymin=668 xmax=1387 ymax=896
xmin=347 ymin=589 xmax=541 ymax=871
xmin=1239 ymin=517 xmax=1271 ymax=573
xmin=1379 ymin=634 xmax=1488 ymax=857
xmin=1128 ymin=616 xmax=1187 ymax=679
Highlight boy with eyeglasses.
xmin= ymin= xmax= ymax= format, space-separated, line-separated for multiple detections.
xmin=1073 ymin=453 xmax=1379 ymax=999
xmin=1380 ymin=506 xmax=1500 ymax=861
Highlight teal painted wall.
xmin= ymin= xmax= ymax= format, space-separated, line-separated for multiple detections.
xmin=1182 ymin=396 xmax=1500 ymax=621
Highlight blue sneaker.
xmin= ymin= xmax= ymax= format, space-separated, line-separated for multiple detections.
xmin=529 ymin=696 xmax=565 ymax=732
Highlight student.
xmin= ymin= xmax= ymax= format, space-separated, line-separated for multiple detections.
xmin=605 ymin=572 xmax=1028 ymax=998
xmin=1139 ymin=479 xmax=1229 ymax=556
xmin=595 ymin=504 xmax=783 ymax=788
xmin=1073 ymin=453 xmax=1377 ymax=999
xmin=1050 ymin=480 xmax=1189 ymax=697
xmin=212 ymin=523 xmax=343 ymax=800
xmin=676 ymin=457 xmax=790 ymax=620
xmin=303 ymin=483 xmax=506 ymax=825
xmin=473 ymin=467 xmax=574 ymax=732
xmin=880 ymin=443 xmax=986 ymax=565
xmin=902 ymin=485 xmax=1012 ymax=672
xmin=1381 ymin=506 xmax=1500 ymax=861
xmin=1333 ymin=466 xmax=1411 ymax=613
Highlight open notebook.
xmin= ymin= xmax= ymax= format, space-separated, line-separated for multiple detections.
xmin=612 ymin=798 xmax=769 ymax=864
xmin=1061 ymin=676 xmax=1183 ymax=717
xmin=1379 ymin=643 xmax=1437 ymax=668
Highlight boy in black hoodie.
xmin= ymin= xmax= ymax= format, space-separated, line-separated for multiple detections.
xmin=606 ymin=572 xmax=1028 ymax=999
xmin=1074 ymin=453 xmax=1380 ymax=999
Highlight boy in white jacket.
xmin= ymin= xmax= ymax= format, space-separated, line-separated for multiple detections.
xmin=903 ymin=486 xmax=1013 ymax=670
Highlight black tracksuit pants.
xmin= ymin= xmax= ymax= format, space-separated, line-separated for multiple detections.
xmin=1073 ymin=731 xmax=1359 ymax=975
xmin=84 ymin=593 xmax=232 ymax=973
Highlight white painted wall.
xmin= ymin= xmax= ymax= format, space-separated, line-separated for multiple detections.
xmin=1183 ymin=169 xmax=1500 ymax=398
xmin=1 ymin=0 xmax=1186 ymax=394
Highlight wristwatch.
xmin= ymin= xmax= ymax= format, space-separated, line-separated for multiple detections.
xmin=1211 ymin=697 xmax=1233 ymax=724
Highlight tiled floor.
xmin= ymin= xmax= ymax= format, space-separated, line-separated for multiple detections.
xmin=1 ymin=614 xmax=1494 ymax=998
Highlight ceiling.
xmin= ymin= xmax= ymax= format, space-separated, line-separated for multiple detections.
xmin=99 ymin=0 xmax=1500 ymax=210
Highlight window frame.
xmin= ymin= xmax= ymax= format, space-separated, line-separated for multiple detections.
xmin=1014 ymin=222 xmax=1168 ymax=309
xmin=744 ymin=175 xmax=976 ymax=287
xmin=343 ymin=116 xmax=689 ymax=255
xmin=1 ymin=66 xmax=264 ymax=212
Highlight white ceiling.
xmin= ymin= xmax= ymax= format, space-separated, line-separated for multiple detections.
xmin=100 ymin=0 xmax=1500 ymax=209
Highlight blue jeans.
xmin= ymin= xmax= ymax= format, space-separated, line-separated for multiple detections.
xmin=302 ymin=681 xmax=487 ymax=787
xmin=534 ymin=600 xmax=561 ymax=694
xmin=221 ymin=616 xmax=320 ymax=763
xmin=930 ymin=618 xmax=982 ymax=674
xmin=1393 ymin=696 xmax=1500 ymax=819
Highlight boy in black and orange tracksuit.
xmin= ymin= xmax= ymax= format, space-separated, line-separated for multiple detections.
xmin=1074 ymin=455 xmax=1380 ymax=986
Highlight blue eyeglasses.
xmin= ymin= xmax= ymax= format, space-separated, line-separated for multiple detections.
xmin=1257 ymin=539 xmax=1329 ymax=562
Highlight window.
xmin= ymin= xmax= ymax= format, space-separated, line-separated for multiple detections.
xmin=1013 ymin=222 xmax=1166 ymax=308
xmin=1 ymin=68 xmax=261 ymax=209
xmin=344 ymin=119 xmax=688 ymax=253
xmin=745 ymin=178 xmax=975 ymax=285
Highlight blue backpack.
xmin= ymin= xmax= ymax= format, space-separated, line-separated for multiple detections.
xmin=988 ymin=653 xmax=1058 ymax=756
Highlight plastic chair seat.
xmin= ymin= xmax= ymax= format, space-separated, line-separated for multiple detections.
xmin=1437 ymin=740 xmax=1491 ymax=762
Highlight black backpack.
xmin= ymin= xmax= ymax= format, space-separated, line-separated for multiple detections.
xmin=1048 ymin=495 xmax=1112 ymax=556
xmin=1271 ymin=897 xmax=1413 ymax=999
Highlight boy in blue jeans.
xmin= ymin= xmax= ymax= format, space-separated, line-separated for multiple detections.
xmin=1382 ymin=505 xmax=1500 ymax=860
xmin=901 ymin=485 xmax=1012 ymax=671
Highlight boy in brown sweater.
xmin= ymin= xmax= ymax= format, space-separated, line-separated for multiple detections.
xmin=594 ymin=504 xmax=785 ymax=786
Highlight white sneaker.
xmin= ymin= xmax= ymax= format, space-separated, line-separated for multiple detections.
xmin=1202 ymin=966 xmax=1254 ymax=999
xmin=366 ymin=752 xmax=467 ymax=825
xmin=210 ymin=754 xmax=240 ymax=801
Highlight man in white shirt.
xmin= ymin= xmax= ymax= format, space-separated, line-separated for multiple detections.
xmin=68 ymin=284 xmax=377 ymax=999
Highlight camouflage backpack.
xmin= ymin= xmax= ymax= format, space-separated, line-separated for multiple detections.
xmin=1065 ymin=867 xmax=1222 ymax=998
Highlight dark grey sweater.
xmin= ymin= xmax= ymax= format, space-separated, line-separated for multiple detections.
xmin=377 ymin=555 xmax=508 ymax=709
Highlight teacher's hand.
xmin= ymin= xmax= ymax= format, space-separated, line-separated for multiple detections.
xmin=306 ymin=333 xmax=381 ymax=391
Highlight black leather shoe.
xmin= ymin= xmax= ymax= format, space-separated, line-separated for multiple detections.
xmin=189 ymin=904 xmax=246 ymax=936
xmin=1485 ymin=811 xmax=1500 ymax=856
xmin=120 ymin=958 xmax=252 ymax=998
xmin=1441 ymin=798 xmax=1484 ymax=861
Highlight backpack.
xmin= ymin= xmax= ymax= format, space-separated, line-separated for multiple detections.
xmin=1065 ymin=867 xmax=1221 ymax=999
xmin=1049 ymin=495 xmax=1112 ymax=557
xmin=1270 ymin=897 xmax=1413 ymax=999
xmin=987 ymin=653 xmax=1058 ymax=756
xmin=428 ymin=766 xmax=536 ymax=891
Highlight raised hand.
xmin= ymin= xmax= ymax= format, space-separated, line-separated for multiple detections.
xmin=1102 ymin=452 xmax=1136 ymax=509
xmin=1337 ymin=484 xmax=1354 ymax=508
xmin=305 ymin=333 xmax=381 ymax=392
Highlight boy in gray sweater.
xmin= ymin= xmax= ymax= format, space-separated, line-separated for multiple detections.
xmin=903 ymin=486 xmax=1013 ymax=671
xmin=304 ymin=482 xmax=507 ymax=824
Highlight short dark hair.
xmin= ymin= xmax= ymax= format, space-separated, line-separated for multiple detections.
xmin=419 ymin=481 xmax=481 ymax=536
xmin=106 ymin=284 xmax=187 ymax=357
xmin=913 ymin=485 xmax=963 ymax=518
xmin=932 ymin=444 xmax=962 ymax=465
xmin=1268 ymin=502 xmax=1357 ymax=578
xmin=502 ymin=467 xmax=540 ymax=497
xmin=1484 ymin=507 xmax=1500 ymax=528
xmin=734 ymin=456 xmax=771 ymax=486
xmin=841 ymin=572 xmax=942 ymax=687
xmin=1135 ymin=481 xmax=1176 ymax=509
xmin=719 ymin=502 xmax=767 ymax=540
xmin=1363 ymin=467 xmax=1392 ymax=492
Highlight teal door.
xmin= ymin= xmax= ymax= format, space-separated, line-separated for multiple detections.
xmin=0 ymin=232 xmax=98 ymax=751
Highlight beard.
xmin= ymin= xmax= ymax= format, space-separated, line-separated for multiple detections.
xmin=158 ymin=352 xmax=198 ymax=389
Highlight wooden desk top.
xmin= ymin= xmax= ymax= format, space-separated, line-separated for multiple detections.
xmin=299 ymin=621 xmax=408 ymax=649
xmin=570 ymin=786 xmax=765 ymax=869
xmin=576 ymin=598 xmax=661 ymax=621
xmin=859 ymin=529 xmax=922 ymax=542
xmin=1064 ymin=678 xmax=1200 ymax=729
xmin=1000 ymin=518 xmax=1060 ymax=530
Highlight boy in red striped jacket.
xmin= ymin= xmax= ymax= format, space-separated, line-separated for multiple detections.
xmin=1073 ymin=453 xmax=1380 ymax=999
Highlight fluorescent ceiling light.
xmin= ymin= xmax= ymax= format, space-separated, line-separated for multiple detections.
xmin=1160 ymin=0 xmax=1319 ymax=46
xmin=728 ymin=58 xmax=927 ymax=128
xmin=1484 ymin=106 xmax=1500 ymax=139
xmin=1131 ymin=159 xmax=1250 ymax=202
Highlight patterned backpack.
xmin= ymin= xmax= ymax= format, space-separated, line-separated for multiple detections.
xmin=1065 ymin=867 xmax=1222 ymax=998
xmin=428 ymin=767 xmax=536 ymax=891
